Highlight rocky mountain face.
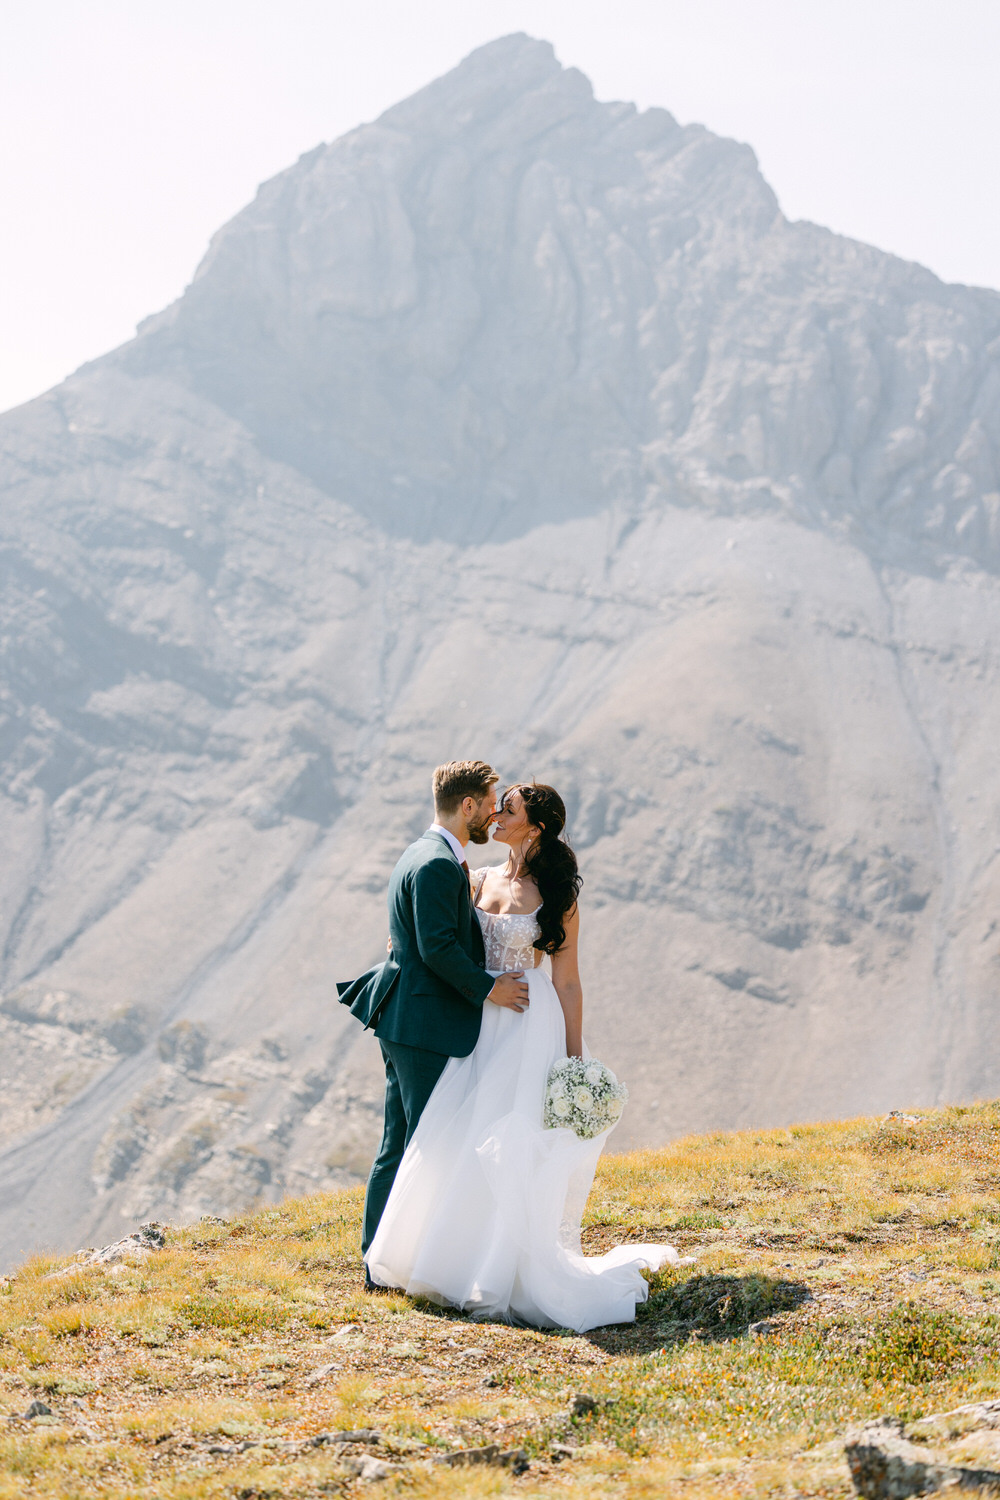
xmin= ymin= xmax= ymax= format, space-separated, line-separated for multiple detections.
xmin=2 ymin=34 xmax=1000 ymax=1268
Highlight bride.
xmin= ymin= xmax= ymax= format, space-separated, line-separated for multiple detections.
xmin=365 ymin=781 xmax=689 ymax=1332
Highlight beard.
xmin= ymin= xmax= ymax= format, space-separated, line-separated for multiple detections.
xmin=466 ymin=812 xmax=492 ymax=845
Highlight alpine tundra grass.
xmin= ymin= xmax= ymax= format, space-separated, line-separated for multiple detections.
xmin=0 ymin=1101 xmax=998 ymax=1498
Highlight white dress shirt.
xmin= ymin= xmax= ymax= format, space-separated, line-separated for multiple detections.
xmin=427 ymin=823 xmax=467 ymax=865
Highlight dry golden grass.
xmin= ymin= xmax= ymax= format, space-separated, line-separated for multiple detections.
xmin=0 ymin=1101 xmax=998 ymax=1497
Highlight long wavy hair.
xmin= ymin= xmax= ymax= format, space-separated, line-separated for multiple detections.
xmin=506 ymin=782 xmax=582 ymax=955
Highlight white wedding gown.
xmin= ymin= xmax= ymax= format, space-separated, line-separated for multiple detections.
xmin=365 ymin=875 xmax=689 ymax=1332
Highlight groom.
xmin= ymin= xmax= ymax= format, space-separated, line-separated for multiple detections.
xmin=337 ymin=759 xmax=530 ymax=1285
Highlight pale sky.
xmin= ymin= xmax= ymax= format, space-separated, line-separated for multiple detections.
xmin=2 ymin=0 xmax=998 ymax=416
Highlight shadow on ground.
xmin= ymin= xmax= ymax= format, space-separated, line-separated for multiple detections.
xmin=411 ymin=1268 xmax=811 ymax=1359
xmin=585 ymin=1270 xmax=811 ymax=1357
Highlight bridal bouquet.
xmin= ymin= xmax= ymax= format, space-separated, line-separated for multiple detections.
xmin=543 ymin=1057 xmax=628 ymax=1140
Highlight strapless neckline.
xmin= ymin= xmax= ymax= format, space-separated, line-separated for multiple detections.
xmin=474 ymin=904 xmax=542 ymax=973
xmin=473 ymin=903 xmax=541 ymax=917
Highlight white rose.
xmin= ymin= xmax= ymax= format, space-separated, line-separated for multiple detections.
xmin=553 ymin=1098 xmax=571 ymax=1118
xmin=584 ymin=1064 xmax=602 ymax=1086
xmin=549 ymin=1079 xmax=566 ymax=1099
xmin=574 ymin=1088 xmax=595 ymax=1111
xmin=606 ymin=1098 xmax=624 ymax=1119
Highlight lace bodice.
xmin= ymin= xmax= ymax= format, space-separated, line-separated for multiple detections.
xmin=472 ymin=868 xmax=542 ymax=974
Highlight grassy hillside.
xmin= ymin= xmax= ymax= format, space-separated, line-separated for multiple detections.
xmin=1 ymin=1102 xmax=998 ymax=1498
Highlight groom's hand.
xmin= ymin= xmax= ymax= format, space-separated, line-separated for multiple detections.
xmin=488 ymin=971 xmax=530 ymax=1012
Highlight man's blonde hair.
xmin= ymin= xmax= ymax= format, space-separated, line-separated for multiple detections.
xmin=432 ymin=760 xmax=499 ymax=816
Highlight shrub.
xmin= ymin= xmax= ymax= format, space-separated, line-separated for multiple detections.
xmin=638 ymin=1272 xmax=807 ymax=1337
xmin=863 ymin=1304 xmax=968 ymax=1385
xmin=177 ymin=1293 xmax=291 ymax=1334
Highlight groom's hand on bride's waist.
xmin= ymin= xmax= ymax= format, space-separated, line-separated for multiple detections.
xmin=487 ymin=971 xmax=530 ymax=1012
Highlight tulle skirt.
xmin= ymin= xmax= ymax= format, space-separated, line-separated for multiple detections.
xmin=365 ymin=966 xmax=688 ymax=1332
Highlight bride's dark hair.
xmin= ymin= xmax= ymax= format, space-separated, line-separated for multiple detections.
xmin=507 ymin=782 xmax=582 ymax=954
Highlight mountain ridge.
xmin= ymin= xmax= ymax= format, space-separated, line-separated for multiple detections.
xmin=98 ymin=33 xmax=1000 ymax=560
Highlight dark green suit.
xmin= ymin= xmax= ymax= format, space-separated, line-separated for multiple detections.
xmin=338 ymin=831 xmax=494 ymax=1255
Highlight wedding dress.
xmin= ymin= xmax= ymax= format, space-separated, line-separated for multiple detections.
xmin=364 ymin=871 xmax=689 ymax=1332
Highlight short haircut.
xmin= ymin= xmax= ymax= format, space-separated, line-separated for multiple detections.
xmin=432 ymin=760 xmax=499 ymax=816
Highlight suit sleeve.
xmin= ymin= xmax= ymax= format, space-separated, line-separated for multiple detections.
xmin=410 ymin=862 xmax=494 ymax=1006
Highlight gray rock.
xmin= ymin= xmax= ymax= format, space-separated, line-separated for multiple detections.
xmin=344 ymin=1455 xmax=394 ymax=1481
xmin=435 ymin=1444 xmax=529 ymax=1471
xmin=45 ymin=1222 xmax=165 ymax=1279
xmin=748 ymin=1319 xmax=779 ymax=1338
xmin=327 ymin=1323 xmax=363 ymax=1343
xmin=83 ymin=1222 xmax=165 ymax=1263
xmin=846 ymin=1416 xmax=1000 ymax=1497
xmin=571 ymin=1393 xmax=600 ymax=1416
xmin=909 ymin=1401 xmax=1000 ymax=1441
xmin=157 ymin=1021 xmax=208 ymax=1074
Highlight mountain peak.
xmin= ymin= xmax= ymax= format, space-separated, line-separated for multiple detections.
xmin=111 ymin=33 xmax=998 ymax=566
xmin=374 ymin=32 xmax=592 ymax=142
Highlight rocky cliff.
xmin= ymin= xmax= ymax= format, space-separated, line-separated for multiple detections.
xmin=2 ymin=34 xmax=1000 ymax=1266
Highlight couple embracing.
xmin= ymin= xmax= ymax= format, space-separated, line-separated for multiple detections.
xmin=339 ymin=760 xmax=687 ymax=1334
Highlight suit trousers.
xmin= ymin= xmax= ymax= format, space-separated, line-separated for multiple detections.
xmin=361 ymin=1037 xmax=449 ymax=1256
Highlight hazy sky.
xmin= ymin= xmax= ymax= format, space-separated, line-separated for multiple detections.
xmin=2 ymin=0 xmax=998 ymax=415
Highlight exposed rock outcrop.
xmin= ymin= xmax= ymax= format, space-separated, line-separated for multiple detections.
xmin=847 ymin=1409 xmax=1000 ymax=1497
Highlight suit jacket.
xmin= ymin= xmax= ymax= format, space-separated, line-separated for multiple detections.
xmin=337 ymin=831 xmax=493 ymax=1056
